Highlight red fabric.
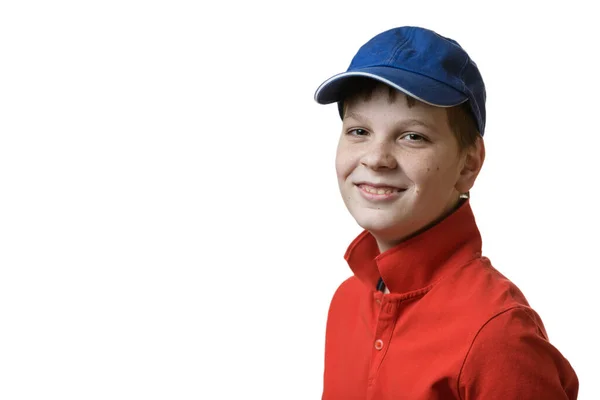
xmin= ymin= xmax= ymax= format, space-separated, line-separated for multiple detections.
xmin=322 ymin=201 xmax=578 ymax=399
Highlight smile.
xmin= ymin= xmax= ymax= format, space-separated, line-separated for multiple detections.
xmin=361 ymin=186 xmax=399 ymax=195
xmin=356 ymin=184 xmax=406 ymax=201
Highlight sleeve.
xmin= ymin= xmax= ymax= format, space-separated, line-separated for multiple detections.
xmin=458 ymin=307 xmax=579 ymax=400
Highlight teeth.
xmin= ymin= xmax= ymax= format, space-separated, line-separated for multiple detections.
xmin=362 ymin=186 xmax=397 ymax=195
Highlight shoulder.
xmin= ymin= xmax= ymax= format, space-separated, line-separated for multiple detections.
xmin=331 ymin=275 xmax=363 ymax=298
xmin=442 ymin=256 xmax=533 ymax=319
xmin=324 ymin=275 xmax=370 ymax=328
xmin=458 ymin=306 xmax=579 ymax=400
xmin=327 ymin=276 xmax=363 ymax=312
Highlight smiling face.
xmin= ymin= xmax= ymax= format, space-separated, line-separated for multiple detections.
xmin=336 ymin=83 xmax=484 ymax=252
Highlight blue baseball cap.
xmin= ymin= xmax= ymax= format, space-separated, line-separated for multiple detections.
xmin=314 ymin=26 xmax=487 ymax=135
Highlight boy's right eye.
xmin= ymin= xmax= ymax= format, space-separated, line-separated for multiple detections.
xmin=347 ymin=128 xmax=369 ymax=136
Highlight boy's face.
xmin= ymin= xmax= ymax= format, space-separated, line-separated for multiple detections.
xmin=336 ymin=85 xmax=481 ymax=251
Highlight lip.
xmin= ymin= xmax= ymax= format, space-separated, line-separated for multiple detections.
xmin=355 ymin=182 xmax=404 ymax=189
xmin=355 ymin=183 xmax=406 ymax=202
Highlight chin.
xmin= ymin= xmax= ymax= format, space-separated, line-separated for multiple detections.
xmin=353 ymin=210 xmax=409 ymax=237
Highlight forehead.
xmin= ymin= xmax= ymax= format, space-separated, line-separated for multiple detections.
xmin=343 ymin=84 xmax=450 ymax=129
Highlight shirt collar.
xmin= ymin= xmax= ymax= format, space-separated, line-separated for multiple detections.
xmin=344 ymin=200 xmax=482 ymax=295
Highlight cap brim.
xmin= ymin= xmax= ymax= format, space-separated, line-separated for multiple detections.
xmin=314 ymin=66 xmax=467 ymax=107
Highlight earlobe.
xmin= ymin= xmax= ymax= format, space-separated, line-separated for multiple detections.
xmin=456 ymin=137 xmax=485 ymax=193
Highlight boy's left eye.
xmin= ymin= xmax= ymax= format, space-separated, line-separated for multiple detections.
xmin=348 ymin=128 xmax=369 ymax=136
xmin=401 ymin=133 xmax=426 ymax=142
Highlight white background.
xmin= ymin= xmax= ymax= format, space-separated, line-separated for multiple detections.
xmin=1 ymin=1 xmax=598 ymax=399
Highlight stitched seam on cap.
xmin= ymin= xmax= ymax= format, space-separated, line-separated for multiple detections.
xmin=386 ymin=33 xmax=411 ymax=65
xmin=457 ymin=56 xmax=482 ymax=132
xmin=458 ymin=55 xmax=470 ymax=93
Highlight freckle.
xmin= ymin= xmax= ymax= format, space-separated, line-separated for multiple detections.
xmin=436 ymin=167 xmax=440 ymax=171
xmin=427 ymin=168 xmax=430 ymax=172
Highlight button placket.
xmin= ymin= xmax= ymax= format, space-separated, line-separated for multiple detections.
xmin=368 ymin=298 xmax=398 ymax=383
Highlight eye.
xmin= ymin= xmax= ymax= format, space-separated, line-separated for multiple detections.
xmin=347 ymin=128 xmax=369 ymax=136
xmin=401 ymin=133 xmax=427 ymax=142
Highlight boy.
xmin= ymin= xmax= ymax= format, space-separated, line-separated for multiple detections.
xmin=314 ymin=26 xmax=578 ymax=399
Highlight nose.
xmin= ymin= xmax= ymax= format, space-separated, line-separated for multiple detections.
xmin=360 ymin=140 xmax=397 ymax=170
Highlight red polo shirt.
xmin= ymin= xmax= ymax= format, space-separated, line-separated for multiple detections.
xmin=322 ymin=201 xmax=578 ymax=399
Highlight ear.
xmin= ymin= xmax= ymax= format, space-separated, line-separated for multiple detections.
xmin=455 ymin=136 xmax=485 ymax=193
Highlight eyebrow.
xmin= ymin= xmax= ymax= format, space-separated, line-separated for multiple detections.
xmin=344 ymin=112 xmax=436 ymax=131
xmin=343 ymin=111 xmax=369 ymax=122
xmin=398 ymin=118 xmax=435 ymax=130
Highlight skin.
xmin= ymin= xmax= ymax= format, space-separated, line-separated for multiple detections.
xmin=336 ymin=84 xmax=485 ymax=253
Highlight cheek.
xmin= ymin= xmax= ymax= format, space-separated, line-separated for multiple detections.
xmin=335 ymin=146 xmax=353 ymax=180
xmin=402 ymin=155 xmax=436 ymax=184
xmin=414 ymin=159 xmax=461 ymax=192
xmin=409 ymin=158 xmax=452 ymax=189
